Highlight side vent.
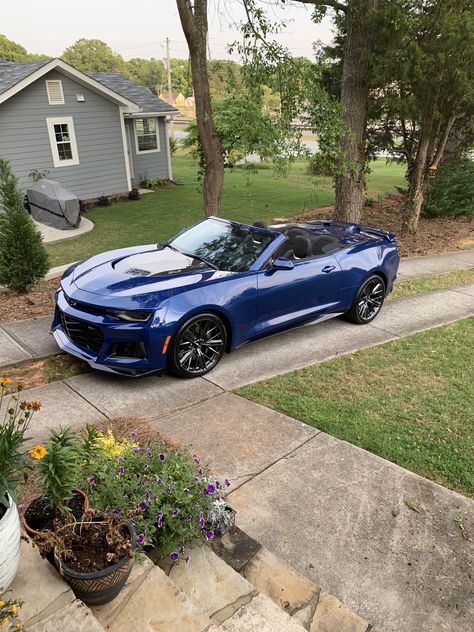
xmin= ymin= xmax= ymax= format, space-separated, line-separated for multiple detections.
xmin=46 ymin=80 xmax=65 ymax=105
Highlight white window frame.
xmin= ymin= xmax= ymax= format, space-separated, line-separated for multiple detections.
xmin=45 ymin=80 xmax=65 ymax=105
xmin=46 ymin=116 xmax=80 ymax=168
xmin=134 ymin=117 xmax=160 ymax=154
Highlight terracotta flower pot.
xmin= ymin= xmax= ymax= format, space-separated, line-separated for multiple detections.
xmin=22 ymin=488 xmax=89 ymax=539
xmin=0 ymin=493 xmax=21 ymax=590
xmin=54 ymin=520 xmax=136 ymax=606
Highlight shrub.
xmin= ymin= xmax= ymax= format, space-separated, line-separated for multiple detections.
xmin=0 ymin=159 xmax=49 ymax=291
xmin=423 ymin=159 xmax=474 ymax=218
xmin=128 ymin=188 xmax=140 ymax=201
xmin=140 ymin=178 xmax=167 ymax=190
xmin=169 ymin=137 xmax=178 ymax=156
xmin=83 ymin=430 xmax=230 ymax=561
xmin=97 ymin=195 xmax=111 ymax=207
xmin=307 ymin=152 xmax=336 ymax=177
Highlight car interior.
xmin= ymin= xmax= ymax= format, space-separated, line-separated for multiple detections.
xmin=253 ymin=221 xmax=340 ymax=262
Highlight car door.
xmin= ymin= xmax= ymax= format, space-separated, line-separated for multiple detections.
xmin=252 ymin=253 xmax=343 ymax=338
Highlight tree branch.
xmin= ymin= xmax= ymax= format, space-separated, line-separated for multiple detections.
xmin=290 ymin=0 xmax=347 ymax=13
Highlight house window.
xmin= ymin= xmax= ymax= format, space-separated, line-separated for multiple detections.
xmin=46 ymin=116 xmax=80 ymax=168
xmin=134 ymin=118 xmax=160 ymax=153
xmin=46 ymin=80 xmax=65 ymax=105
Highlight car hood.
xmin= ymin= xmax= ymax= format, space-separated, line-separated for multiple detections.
xmin=69 ymin=245 xmax=224 ymax=303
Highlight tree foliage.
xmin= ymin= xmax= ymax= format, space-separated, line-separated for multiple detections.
xmin=183 ymin=93 xmax=302 ymax=171
xmin=62 ymin=38 xmax=127 ymax=73
xmin=0 ymin=159 xmax=49 ymax=291
xmin=127 ymin=57 xmax=166 ymax=95
xmin=0 ymin=34 xmax=48 ymax=62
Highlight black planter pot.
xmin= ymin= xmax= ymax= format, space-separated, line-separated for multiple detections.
xmin=54 ymin=520 xmax=136 ymax=606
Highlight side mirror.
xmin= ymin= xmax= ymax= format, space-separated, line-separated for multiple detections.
xmin=272 ymin=257 xmax=294 ymax=271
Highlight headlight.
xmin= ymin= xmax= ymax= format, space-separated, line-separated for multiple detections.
xmin=106 ymin=309 xmax=153 ymax=322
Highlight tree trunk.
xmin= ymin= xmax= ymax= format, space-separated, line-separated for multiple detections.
xmin=176 ymin=0 xmax=224 ymax=216
xmin=401 ymin=129 xmax=430 ymax=234
xmin=334 ymin=0 xmax=378 ymax=223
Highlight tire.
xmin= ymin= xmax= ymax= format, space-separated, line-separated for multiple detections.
xmin=168 ymin=313 xmax=227 ymax=378
xmin=344 ymin=275 xmax=386 ymax=324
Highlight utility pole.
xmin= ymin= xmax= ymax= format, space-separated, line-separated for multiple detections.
xmin=165 ymin=37 xmax=174 ymax=139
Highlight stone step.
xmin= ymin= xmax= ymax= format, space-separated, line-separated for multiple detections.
xmin=208 ymin=593 xmax=307 ymax=632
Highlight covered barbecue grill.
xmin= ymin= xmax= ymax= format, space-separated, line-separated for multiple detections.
xmin=27 ymin=179 xmax=80 ymax=230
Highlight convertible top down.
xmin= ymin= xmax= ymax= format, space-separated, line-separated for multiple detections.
xmin=52 ymin=217 xmax=399 ymax=378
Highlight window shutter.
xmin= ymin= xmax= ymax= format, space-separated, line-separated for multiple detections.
xmin=46 ymin=80 xmax=65 ymax=105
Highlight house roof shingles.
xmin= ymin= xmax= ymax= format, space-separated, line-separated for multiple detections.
xmin=0 ymin=60 xmax=178 ymax=114
xmin=0 ymin=60 xmax=50 ymax=95
xmin=86 ymin=72 xmax=179 ymax=114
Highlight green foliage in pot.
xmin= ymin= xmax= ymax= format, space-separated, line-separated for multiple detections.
xmin=36 ymin=427 xmax=82 ymax=513
xmin=0 ymin=379 xmax=41 ymax=512
xmin=82 ymin=430 xmax=230 ymax=562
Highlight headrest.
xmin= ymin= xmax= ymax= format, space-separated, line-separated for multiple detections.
xmin=293 ymin=235 xmax=311 ymax=258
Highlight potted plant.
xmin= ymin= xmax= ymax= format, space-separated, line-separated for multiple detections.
xmin=22 ymin=427 xmax=88 ymax=538
xmin=34 ymin=510 xmax=136 ymax=606
xmin=81 ymin=430 xmax=232 ymax=565
xmin=0 ymin=378 xmax=40 ymax=590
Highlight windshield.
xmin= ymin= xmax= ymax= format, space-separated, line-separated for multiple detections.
xmin=169 ymin=219 xmax=274 ymax=272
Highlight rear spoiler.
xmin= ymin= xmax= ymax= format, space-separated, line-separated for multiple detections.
xmin=307 ymin=220 xmax=397 ymax=243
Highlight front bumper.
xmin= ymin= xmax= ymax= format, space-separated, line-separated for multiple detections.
xmin=52 ymin=289 xmax=170 ymax=376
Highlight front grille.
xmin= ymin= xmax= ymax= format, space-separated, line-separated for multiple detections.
xmin=64 ymin=293 xmax=107 ymax=316
xmin=60 ymin=311 xmax=104 ymax=354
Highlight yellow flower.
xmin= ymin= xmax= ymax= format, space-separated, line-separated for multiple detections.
xmin=29 ymin=445 xmax=47 ymax=460
xmin=10 ymin=605 xmax=17 ymax=616
xmin=0 ymin=377 xmax=11 ymax=386
xmin=0 ymin=600 xmax=4 ymax=606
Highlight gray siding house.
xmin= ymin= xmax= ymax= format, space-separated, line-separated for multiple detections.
xmin=0 ymin=59 xmax=178 ymax=200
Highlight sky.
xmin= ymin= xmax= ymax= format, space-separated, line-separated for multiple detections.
xmin=4 ymin=0 xmax=334 ymax=62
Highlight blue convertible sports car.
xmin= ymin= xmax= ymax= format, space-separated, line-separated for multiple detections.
xmin=52 ymin=217 xmax=399 ymax=378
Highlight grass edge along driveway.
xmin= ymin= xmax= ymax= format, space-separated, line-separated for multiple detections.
xmin=237 ymin=318 xmax=474 ymax=498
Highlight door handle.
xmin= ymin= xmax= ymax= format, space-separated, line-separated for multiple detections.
xmin=322 ymin=265 xmax=336 ymax=273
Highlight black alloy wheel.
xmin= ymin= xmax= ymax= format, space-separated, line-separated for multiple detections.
xmin=169 ymin=313 xmax=227 ymax=378
xmin=345 ymin=275 xmax=385 ymax=324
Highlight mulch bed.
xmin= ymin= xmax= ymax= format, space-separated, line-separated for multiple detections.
xmin=0 ymin=277 xmax=58 ymax=323
xmin=289 ymin=194 xmax=474 ymax=257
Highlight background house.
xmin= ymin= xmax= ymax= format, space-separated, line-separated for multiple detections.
xmin=0 ymin=59 xmax=178 ymax=200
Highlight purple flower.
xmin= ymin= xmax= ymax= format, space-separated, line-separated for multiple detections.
xmin=185 ymin=514 xmax=192 ymax=521
xmin=183 ymin=488 xmax=190 ymax=495
xmin=180 ymin=546 xmax=185 ymax=554
xmin=130 ymin=431 xmax=137 ymax=438
xmin=137 ymin=534 xmax=145 ymax=544
xmin=206 ymin=483 xmax=216 ymax=495
xmin=138 ymin=501 xmax=147 ymax=512
xmin=117 ymin=456 xmax=124 ymax=462
xmin=113 ymin=507 xmax=122 ymax=514
xmin=143 ymin=475 xmax=150 ymax=482
xmin=88 ymin=475 xmax=97 ymax=486
xmin=147 ymin=447 xmax=152 ymax=457
xmin=205 ymin=530 xmax=214 ymax=541
xmin=156 ymin=512 xmax=163 ymax=528
xmin=198 ymin=511 xmax=205 ymax=529
xmin=144 ymin=490 xmax=150 ymax=502
xmin=224 ymin=479 xmax=231 ymax=487
xmin=170 ymin=552 xmax=179 ymax=561
xmin=194 ymin=476 xmax=200 ymax=482
xmin=198 ymin=467 xmax=203 ymax=475
xmin=172 ymin=508 xmax=180 ymax=517
xmin=144 ymin=463 xmax=149 ymax=470
xmin=159 ymin=453 xmax=166 ymax=462
xmin=185 ymin=555 xmax=191 ymax=564
xmin=155 ymin=476 xmax=162 ymax=485
xmin=118 ymin=466 xmax=125 ymax=476
xmin=133 ymin=445 xmax=141 ymax=452
xmin=193 ymin=455 xmax=200 ymax=465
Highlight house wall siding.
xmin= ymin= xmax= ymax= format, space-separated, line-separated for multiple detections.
xmin=125 ymin=117 xmax=170 ymax=185
xmin=0 ymin=70 xmax=129 ymax=199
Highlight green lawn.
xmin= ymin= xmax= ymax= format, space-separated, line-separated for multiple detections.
xmin=389 ymin=268 xmax=474 ymax=300
xmin=46 ymin=152 xmax=405 ymax=267
xmin=237 ymin=319 xmax=474 ymax=497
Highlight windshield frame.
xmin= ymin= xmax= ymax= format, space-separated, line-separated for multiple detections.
xmin=168 ymin=217 xmax=281 ymax=273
